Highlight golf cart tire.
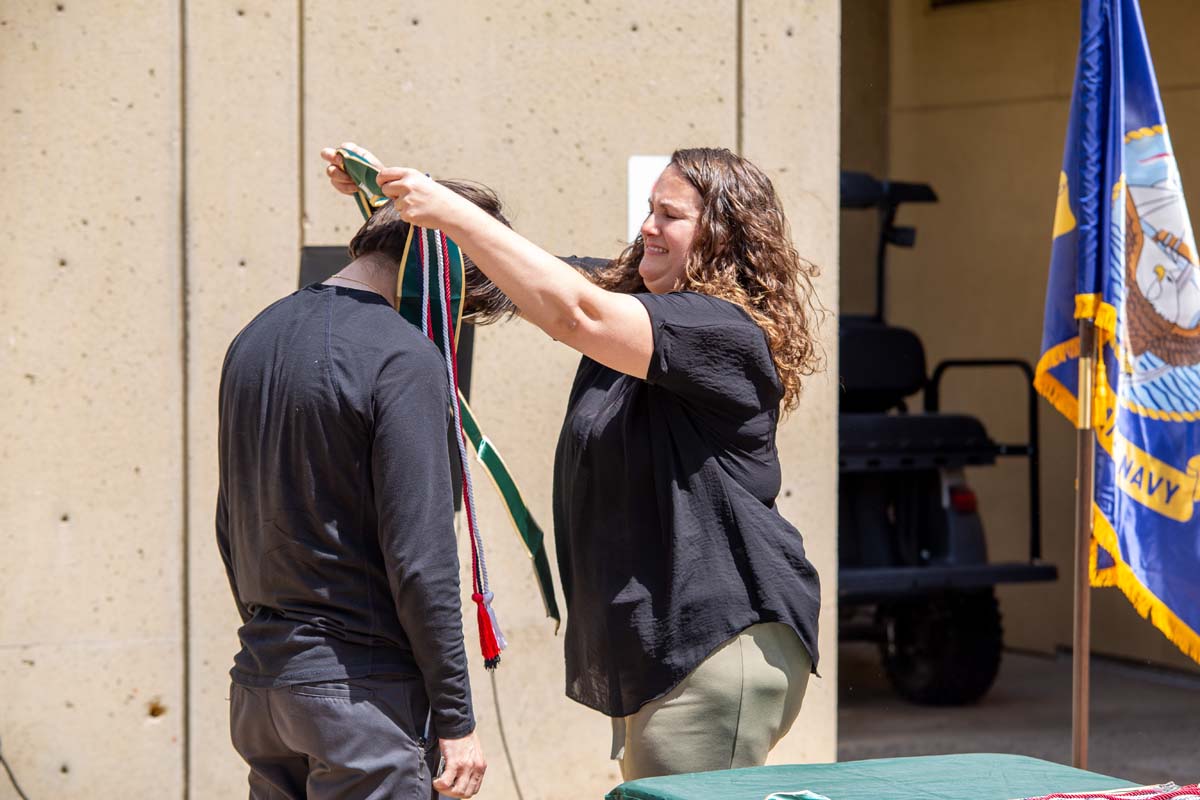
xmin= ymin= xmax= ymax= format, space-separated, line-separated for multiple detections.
xmin=879 ymin=589 xmax=1003 ymax=706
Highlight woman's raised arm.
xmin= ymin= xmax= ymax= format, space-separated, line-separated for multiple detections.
xmin=378 ymin=166 xmax=654 ymax=379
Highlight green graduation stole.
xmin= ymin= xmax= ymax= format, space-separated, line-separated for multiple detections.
xmin=337 ymin=147 xmax=561 ymax=667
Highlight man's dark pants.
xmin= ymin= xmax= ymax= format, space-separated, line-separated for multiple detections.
xmin=230 ymin=674 xmax=441 ymax=800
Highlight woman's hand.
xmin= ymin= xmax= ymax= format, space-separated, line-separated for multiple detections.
xmin=319 ymin=142 xmax=381 ymax=196
xmin=377 ymin=167 xmax=473 ymax=230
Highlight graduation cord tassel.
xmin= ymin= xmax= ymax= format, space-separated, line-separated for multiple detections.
xmin=435 ymin=230 xmax=507 ymax=665
xmin=473 ymin=590 xmax=504 ymax=669
xmin=425 ymin=227 xmax=507 ymax=668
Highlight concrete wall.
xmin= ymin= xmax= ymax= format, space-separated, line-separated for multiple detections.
xmin=744 ymin=0 xmax=841 ymax=765
xmin=0 ymin=2 xmax=186 ymax=798
xmin=881 ymin=0 xmax=1200 ymax=673
xmin=184 ymin=3 xmax=303 ymax=796
xmin=0 ymin=1 xmax=841 ymax=797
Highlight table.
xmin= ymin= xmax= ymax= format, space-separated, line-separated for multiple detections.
xmin=606 ymin=753 xmax=1138 ymax=800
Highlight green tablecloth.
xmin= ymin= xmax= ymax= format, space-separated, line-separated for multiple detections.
xmin=606 ymin=753 xmax=1137 ymax=800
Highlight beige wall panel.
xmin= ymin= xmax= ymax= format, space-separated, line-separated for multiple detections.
xmin=891 ymin=0 xmax=1200 ymax=111
xmin=744 ymin=0 xmax=840 ymax=765
xmin=887 ymin=100 xmax=1064 ymax=358
xmin=840 ymin=0 xmax=890 ymax=315
xmin=0 ymin=643 xmax=181 ymax=798
xmin=183 ymin=3 xmax=301 ymax=797
xmin=890 ymin=0 xmax=1077 ymax=110
xmin=1138 ymin=0 xmax=1200 ymax=91
xmin=302 ymin=0 xmax=737 ymax=251
xmin=0 ymin=1 xmax=184 ymax=797
xmin=888 ymin=0 xmax=1200 ymax=672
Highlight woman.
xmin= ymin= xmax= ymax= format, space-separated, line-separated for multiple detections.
xmin=323 ymin=145 xmax=823 ymax=780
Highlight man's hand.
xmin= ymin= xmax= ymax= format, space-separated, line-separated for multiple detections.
xmin=433 ymin=731 xmax=486 ymax=798
xmin=319 ymin=142 xmax=381 ymax=196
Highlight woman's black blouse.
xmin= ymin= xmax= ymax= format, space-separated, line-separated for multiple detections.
xmin=552 ymin=290 xmax=821 ymax=717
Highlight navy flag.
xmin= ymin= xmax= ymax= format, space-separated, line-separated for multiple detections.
xmin=1036 ymin=0 xmax=1200 ymax=663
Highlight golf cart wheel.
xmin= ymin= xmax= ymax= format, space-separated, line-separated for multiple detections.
xmin=879 ymin=589 xmax=1003 ymax=705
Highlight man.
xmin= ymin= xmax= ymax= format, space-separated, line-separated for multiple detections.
xmin=216 ymin=180 xmax=514 ymax=799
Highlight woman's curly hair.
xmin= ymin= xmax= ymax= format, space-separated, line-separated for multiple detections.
xmin=593 ymin=147 xmax=825 ymax=412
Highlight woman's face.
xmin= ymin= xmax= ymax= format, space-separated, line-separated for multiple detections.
xmin=638 ymin=165 xmax=702 ymax=294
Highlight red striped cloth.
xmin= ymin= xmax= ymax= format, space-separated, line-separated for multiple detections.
xmin=1017 ymin=784 xmax=1199 ymax=800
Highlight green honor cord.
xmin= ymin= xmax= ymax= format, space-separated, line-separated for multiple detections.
xmin=338 ymin=146 xmax=561 ymax=629
xmin=458 ymin=393 xmax=560 ymax=628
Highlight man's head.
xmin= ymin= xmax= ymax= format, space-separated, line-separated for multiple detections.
xmin=347 ymin=180 xmax=517 ymax=324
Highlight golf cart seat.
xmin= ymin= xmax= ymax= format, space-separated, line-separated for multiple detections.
xmin=838 ymin=314 xmax=998 ymax=471
xmin=840 ymin=414 xmax=997 ymax=472
xmin=839 ymin=315 xmax=927 ymax=413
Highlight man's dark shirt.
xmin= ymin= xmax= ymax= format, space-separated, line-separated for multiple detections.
xmin=216 ymin=283 xmax=473 ymax=738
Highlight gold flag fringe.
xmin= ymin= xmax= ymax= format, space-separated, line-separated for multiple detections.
xmin=1092 ymin=507 xmax=1200 ymax=664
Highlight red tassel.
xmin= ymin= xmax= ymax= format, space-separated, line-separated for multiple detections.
xmin=472 ymin=592 xmax=502 ymax=669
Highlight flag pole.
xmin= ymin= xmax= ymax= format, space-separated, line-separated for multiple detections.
xmin=1072 ymin=318 xmax=1097 ymax=769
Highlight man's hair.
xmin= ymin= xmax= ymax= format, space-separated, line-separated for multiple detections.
xmin=347 ymin=181 xmax=517 ymax=324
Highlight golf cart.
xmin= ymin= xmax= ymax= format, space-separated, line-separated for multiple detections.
xmin=838 ymin=172 xmax=1058 ymax=705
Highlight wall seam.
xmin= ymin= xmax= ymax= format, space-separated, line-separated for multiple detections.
xmin=735 ymin=0 xmax=744 ymax=155
xmin=298 ymin=0 xmax=306 ymax=248
xmin=178 ymin=0 xmax=191 ymax=797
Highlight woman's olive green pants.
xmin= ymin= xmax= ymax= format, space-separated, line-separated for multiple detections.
xmin=611 ymin=622 xmax=812 ymax=781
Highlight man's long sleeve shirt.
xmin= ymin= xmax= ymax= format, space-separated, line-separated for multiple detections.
xmin=216 ymin=283 xmax=473 ymax=738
